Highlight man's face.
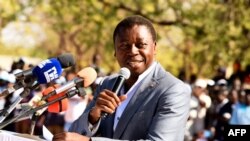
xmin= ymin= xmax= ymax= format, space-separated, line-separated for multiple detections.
xmin=114 ymin=25 xmax=156 ymax=77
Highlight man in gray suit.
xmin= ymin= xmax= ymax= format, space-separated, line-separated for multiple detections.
xmin=53 ymin=15 xmax=191 ymax=141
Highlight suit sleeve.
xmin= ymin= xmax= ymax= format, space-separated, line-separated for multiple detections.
xmin=69 ymin=78 xmax=105 ymax=136
xmin=146 ymin=82 xmax=191 ymax=141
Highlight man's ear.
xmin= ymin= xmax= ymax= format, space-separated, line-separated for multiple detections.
xmin=154 ymin=42 xmax=157 ymax=55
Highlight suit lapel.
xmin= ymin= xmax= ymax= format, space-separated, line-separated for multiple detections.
xmin=113 ymin=64 xmax=161 ymax=139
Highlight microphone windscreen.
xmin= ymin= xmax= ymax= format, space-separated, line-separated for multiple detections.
xmin=42 ymin=84 xmax=68 ymax=113
xmin=119 ymin=67 xmax=130 ymax=79
xmin=32 ymin=58 xmax=63 ymax=84
xmin=57 ymin=53 xmax=75 ymax=68
xmin=77 ymin=67 xmax=97 ymax=87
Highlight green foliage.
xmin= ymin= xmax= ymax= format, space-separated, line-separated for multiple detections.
xmin=1 ymin=0 xmax=250 ymax=79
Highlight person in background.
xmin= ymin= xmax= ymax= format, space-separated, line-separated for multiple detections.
xmin=230 ymin=89 xmax=250 ymax=125
xmin=186 ymin=79 xmax=211 ymax=141
xmin=228 ymin=60 xmax=244 ymax=87
xmin=213 ymin=67 xmax=226 ymax=83
xmin=214 ymin=89 xmax=231 ymax=141
xmin=53 ymin=15 xmax=191 ymax=141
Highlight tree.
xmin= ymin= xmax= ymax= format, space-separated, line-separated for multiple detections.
xmin=1 ymin=0 xmax=250 ymax=79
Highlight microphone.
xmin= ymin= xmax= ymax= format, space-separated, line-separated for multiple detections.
xmin=0 ymin=57 xmax=63 ymax=122
xmin=42 ymin=84 xmax=68 ymax=113
xmin=0 ymin=53 xmax=75 ymax=97
xmin=0 ymin=54 xmax=75 ymax=122
xmin=18 ymin=66 xmax=97 ymax=117
xmin=0 ymin=85 xmax=85 ymax=129
xmin=41 ymin=67 xmax=97 ymax=101
xmin=56 ymin=53 xmax=76 ymax=68
xmin=29 ymin=67 xmax=97 ymax=115
xmin=16 ymin=84 xmax=69 ymax=117
xmin=111 ymin=67 xmax=131 ymax=95
xmin=15 ymin=53 xmax=75 ymax=80
xmin=29 ymin=85 xmax=69 ymax=135
xmin=101 ymin=67 xmax=130 ymax=118
xmin=31 ymin=58 xmax=63 ymax=84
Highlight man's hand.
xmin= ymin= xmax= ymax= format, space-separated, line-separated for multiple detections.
xmin=53 ymin=132 xmax=90 ymax=141
xmin=89 ymin=89 xmax=127 ymax=124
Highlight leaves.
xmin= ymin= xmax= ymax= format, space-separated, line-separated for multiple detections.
xmin=1 ymin=0 xmax=250 ymax=79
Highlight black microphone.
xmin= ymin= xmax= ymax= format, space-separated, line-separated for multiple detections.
xmin=111 ymin=67 xmax=131 ymax=95
xmin=101 ymin=67 xmax=130 ymax=118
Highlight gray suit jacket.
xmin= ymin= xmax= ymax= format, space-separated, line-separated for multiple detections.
xmin=69 ymin=63 xmax=191 ymax=141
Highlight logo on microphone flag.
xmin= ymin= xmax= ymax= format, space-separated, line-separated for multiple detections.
xmin=44 ymin=67 xmax=59 ymax=82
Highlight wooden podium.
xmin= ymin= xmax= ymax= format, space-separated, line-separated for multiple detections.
xmin=0 ymin=130 xmax=46 ymax=141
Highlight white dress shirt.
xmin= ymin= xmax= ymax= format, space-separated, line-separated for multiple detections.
xmin=113 ymin=62 xmax=157 ymax=131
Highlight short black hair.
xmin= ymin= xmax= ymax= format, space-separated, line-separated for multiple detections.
xmin=113 ymin=15 xmax=157 ymax=43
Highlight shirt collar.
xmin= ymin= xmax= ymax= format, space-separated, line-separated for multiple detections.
xmin=137 ymin=61 xmax=157 ymax=82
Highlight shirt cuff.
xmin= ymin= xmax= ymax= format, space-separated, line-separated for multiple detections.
xmin=88 ymin=117 xmax=101 ymax=134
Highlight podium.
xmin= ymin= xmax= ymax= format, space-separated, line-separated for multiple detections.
xmin=0 ymin=130 xmax=46 ymax=141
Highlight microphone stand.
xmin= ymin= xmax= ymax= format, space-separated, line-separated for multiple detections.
xmin=30 ymin=115 xmax=36 ymax=135
xmin=29 ymin=113 xmax=39 ymax=135
xmin=29 ymin=103 xmax=48 ymax=135
xmin=0 ymin=78 xmax=39 ymax=123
